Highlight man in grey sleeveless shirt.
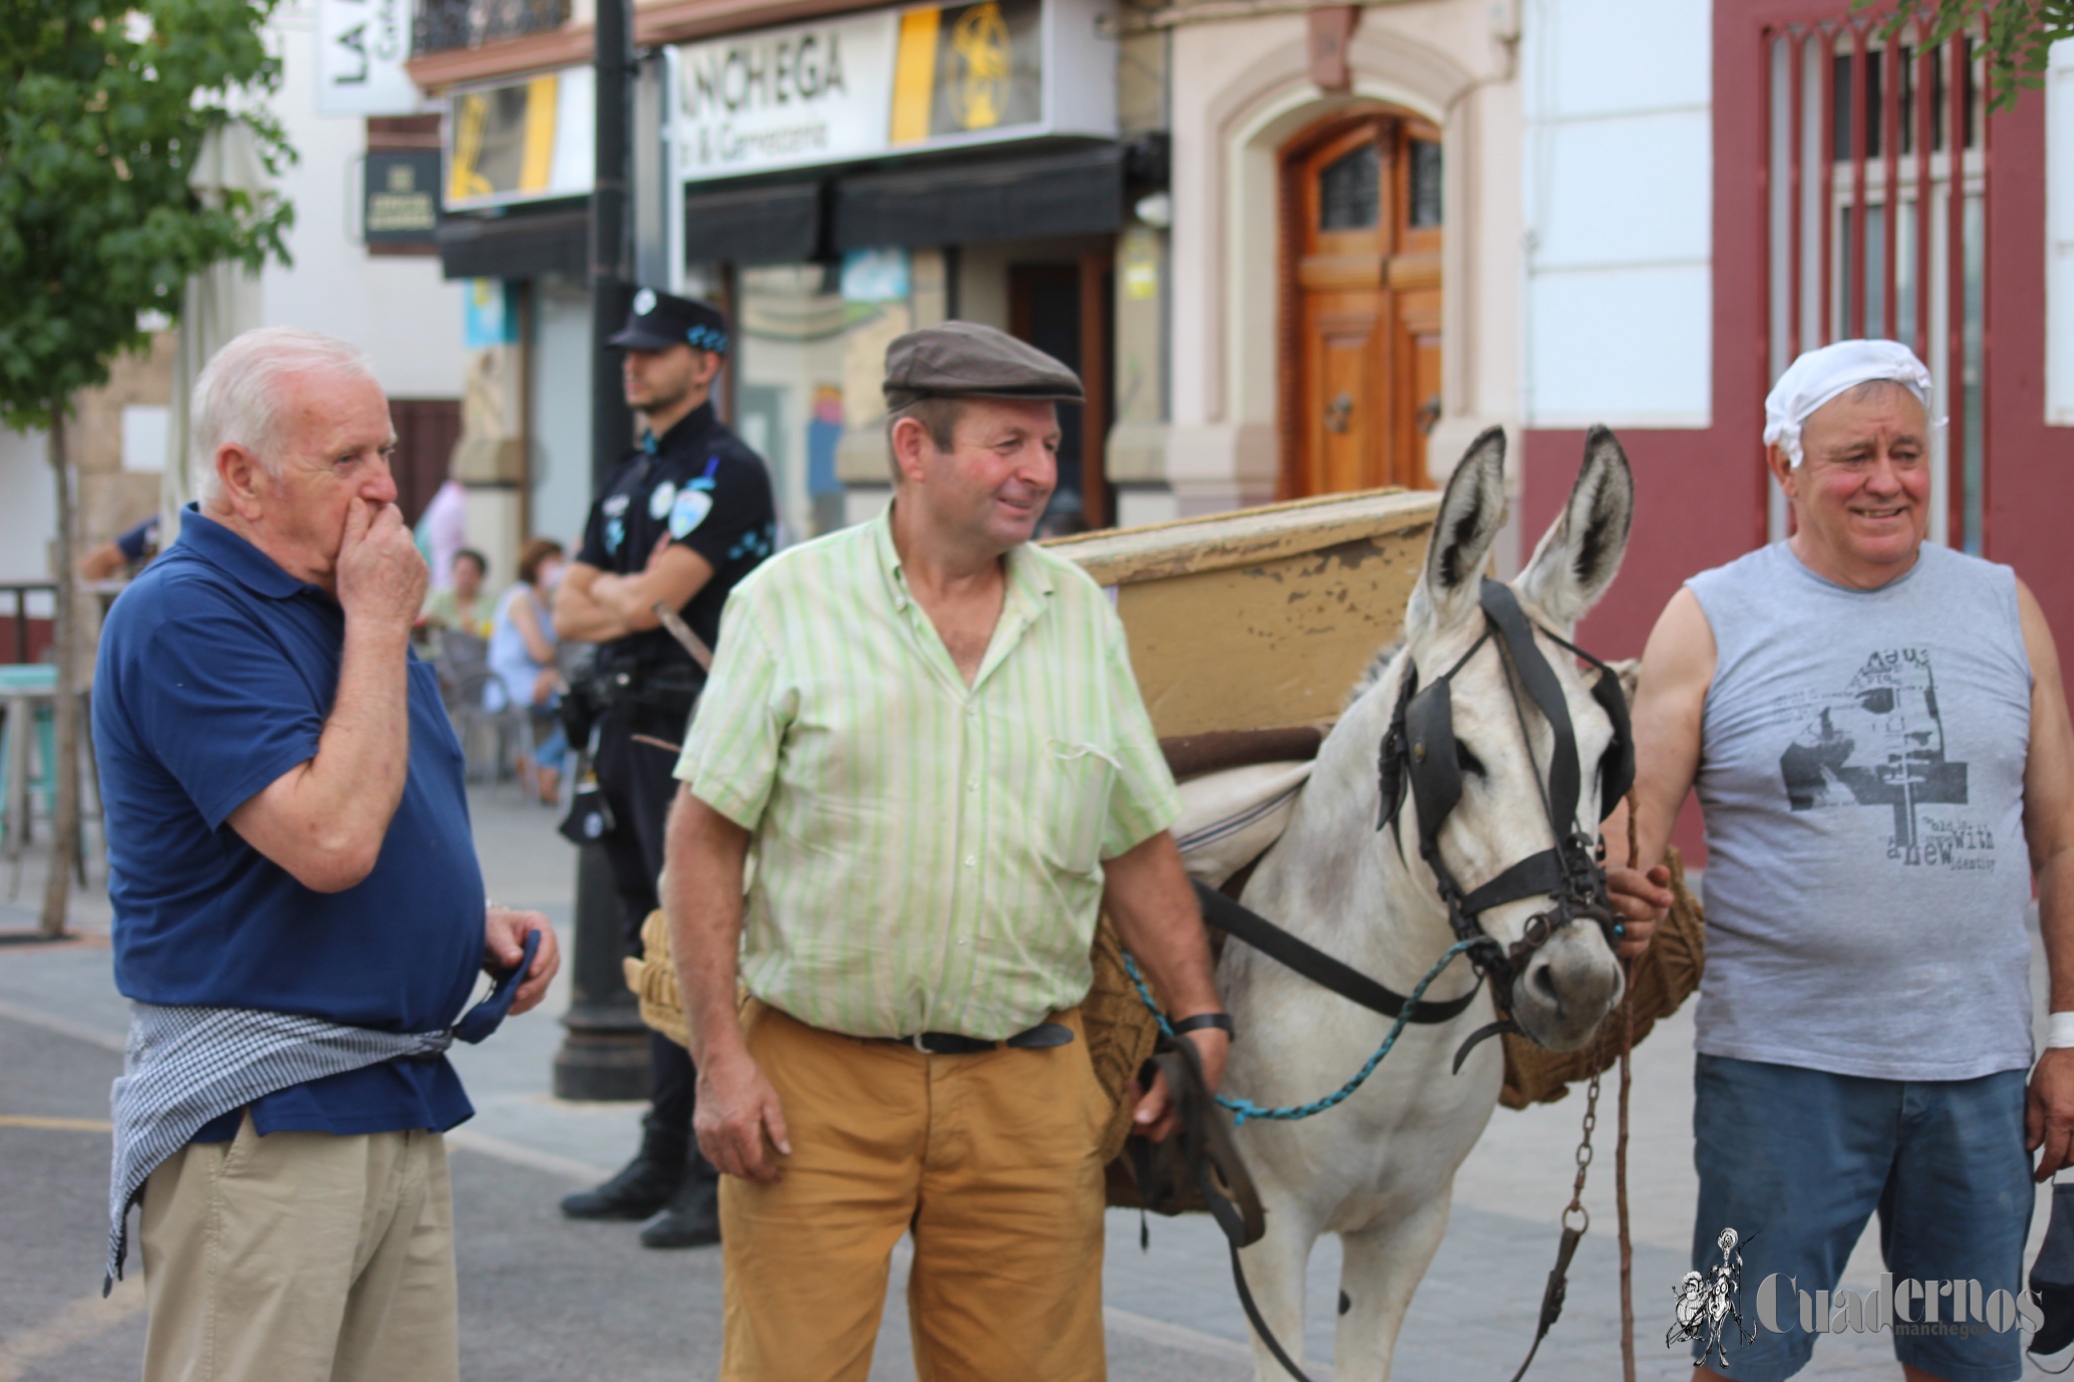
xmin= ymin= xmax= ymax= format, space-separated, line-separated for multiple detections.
xmin=1612 ymin=340 xmax=2074 ymax=1382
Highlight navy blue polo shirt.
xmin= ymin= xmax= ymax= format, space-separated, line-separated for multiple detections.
xmin=93 ymin=507 xmax=482 ymax=1142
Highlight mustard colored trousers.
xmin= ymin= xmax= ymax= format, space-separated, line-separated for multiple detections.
xmin=719 ymin=999 xmax=1111 ymax=1382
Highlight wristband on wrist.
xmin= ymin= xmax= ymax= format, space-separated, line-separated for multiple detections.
xmin=2049 ymin=1012 xmax=2074 ymax=1050
xmin=1171 ymin=1012 xmax=1236 ymax=1041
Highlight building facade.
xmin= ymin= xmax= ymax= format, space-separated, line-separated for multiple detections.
xmin=0 ymin=0 xmax=467 ymax=654
xmin=0 ymin=0 xmax=2029 ymax=663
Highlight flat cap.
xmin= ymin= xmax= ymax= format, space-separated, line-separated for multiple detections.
xmin=606 ymin=287 xmax=729 ymax=354
xmin=883 ymin=320 xmax=1083 ymax=409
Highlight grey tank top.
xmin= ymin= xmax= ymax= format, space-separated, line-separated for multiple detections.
xmin=1687 ymin=542 xmax=2034 ymax=1081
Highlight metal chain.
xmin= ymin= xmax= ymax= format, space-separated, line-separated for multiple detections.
xmin=1558 ymin=791 xmax=1638 ymax=1239
xmin=1563 ymin=1050 xmax=1604 ymax=1235
xmin=1507 ymin=1026 xmax=1607 ymax=1382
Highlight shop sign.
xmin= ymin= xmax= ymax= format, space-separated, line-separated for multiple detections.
xmin=363 ymin=151 xmax=441 ymax=244
xmin=444 ymin=66 xmax=596 ymax=211
xmin=674 ymin=10 xmax=897 ymax=178
xmin=669 ymin=0 xmax=1110 ymax=182
xmin=316 ymin=0 xmax=419 ymax=116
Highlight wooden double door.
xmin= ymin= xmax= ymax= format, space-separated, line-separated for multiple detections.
xmin=1280 ymin=111 xmax=1443 ymax=497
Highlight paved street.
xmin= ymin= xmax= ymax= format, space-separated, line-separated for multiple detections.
xmin=2 ymin=786 xmax=2065 ymax=1380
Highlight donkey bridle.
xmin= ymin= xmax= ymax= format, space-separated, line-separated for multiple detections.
xmin=1375 ymin=577 xmax=1635 ymax=1066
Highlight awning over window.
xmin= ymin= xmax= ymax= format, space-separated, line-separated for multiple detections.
xmin=437 ymin=200 xmax=589 ymax=281
xmin=832 ymin=144 xmax=1124 ymax=250
xmin=682 ymin=182 xmax=825 ymax=265
xmin=433 ymin=142 xmax=1127 ymax=280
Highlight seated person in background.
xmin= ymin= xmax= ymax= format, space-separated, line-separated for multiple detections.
xmin=489 ymin=538 xmax=568 ymax=804
xmin=79 ymin=515 xmax=161 ymax=580
xmin=420 ymin=548 xmax=491 ymax=638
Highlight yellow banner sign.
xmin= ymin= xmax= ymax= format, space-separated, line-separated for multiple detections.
xmin=890 ymin=0 xmax=1040 ymax=145
xmin=446 ymin=68 xmax=594 ymax=209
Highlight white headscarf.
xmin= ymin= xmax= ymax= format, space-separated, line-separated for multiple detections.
xmin=1763 ymin=339 xmax=1936 ymax=467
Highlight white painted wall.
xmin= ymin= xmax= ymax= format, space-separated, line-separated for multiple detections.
xmin=0 ymin=3 xmax=468 ymax=586
xmin=265 ymin=0 xmax=465 ymax=399
xmin=2046 ymin=40 xmax=2074 ymax=423
xmin=1522 ymin=0 xmax=1712 ymax=428
xmin=529 ymin=279 xmax=596 ymax=553
xmin=0 ymin=431 xmax=57 ymax=583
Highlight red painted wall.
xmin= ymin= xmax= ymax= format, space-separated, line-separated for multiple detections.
xmin=0 ymin=617 xmax=55 ymax=665
xmin=1982 ymin=96 xmax=2074 ymax=648
xmin=1524 ymin=1 xmax=2074 ymax=863
xmin=1527 ymin=2 xmax=2074 ymax=656
xmin=1518 ymin=428 xmax=1760 ymax=661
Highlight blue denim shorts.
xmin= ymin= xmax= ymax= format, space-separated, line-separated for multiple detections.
xmin=1689 ymin=1054 xmax=2032 ymax=1382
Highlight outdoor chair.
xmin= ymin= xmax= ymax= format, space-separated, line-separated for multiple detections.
xmin=0 ymin=663 xmax=101 ymax=896
xmin=433 ymin=629 xmax=535 ymax=791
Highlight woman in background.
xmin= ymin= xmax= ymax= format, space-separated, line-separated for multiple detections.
xmin=489 ymin=538 xmax=568 ymax=803
xmin=420 ymin=548 xmax=492 ymax=637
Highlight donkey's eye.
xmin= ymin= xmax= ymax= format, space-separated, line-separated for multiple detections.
xmin=1455 ymin=742 xmax=1485 ymax=777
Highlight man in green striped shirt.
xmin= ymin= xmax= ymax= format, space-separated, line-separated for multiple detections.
xmin=664 ymin=322 xmax=1226 ymax=1380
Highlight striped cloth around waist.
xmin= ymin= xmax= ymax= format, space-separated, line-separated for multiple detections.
xmin=103 ymin=931 xmax=538 ymax=1294
xmin=104 ymin=1003 xmax=455 ymax=1293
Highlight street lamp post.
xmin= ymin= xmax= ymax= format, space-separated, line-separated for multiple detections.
xmin=552 ymin=0 xmax=648 ymax=1102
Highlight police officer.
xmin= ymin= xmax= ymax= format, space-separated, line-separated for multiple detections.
xmin=553 ymin=288 xmax=775 ymax=1248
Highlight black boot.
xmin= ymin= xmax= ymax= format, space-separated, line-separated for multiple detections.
xmin=560 ymin=1117 xmax=688 ymax=1220
xmin=639 ymin=1161 xmax=721 ymax=1248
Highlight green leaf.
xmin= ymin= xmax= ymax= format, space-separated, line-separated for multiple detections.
xmin=0 ymin=0 xmax=293 ymax=426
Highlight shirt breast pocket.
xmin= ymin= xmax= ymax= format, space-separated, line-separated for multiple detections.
xmin=1045 ymin=740 xmax=1118 ymax=876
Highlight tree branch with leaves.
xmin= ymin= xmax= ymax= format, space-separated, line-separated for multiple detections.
xmin=1859 ymin=0 xmax=2074 ymax=110
xmin=0 ymin=0 xmax=295 ymax=932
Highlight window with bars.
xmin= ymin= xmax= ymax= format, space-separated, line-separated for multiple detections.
xmin=1764 ymin=18 xmax=1987 ymax=551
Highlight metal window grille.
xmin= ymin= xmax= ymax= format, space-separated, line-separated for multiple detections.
xmin=1762 ymin=15 xmax=1988 ymax=551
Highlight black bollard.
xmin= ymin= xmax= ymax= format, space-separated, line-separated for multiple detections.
xmin=551 ymin=0 xmax=648 ymax=1103
xmin=552 ymin=842 xmax=651 ymax=1100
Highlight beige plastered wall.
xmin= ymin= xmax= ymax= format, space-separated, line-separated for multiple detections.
xmin=1129 ymin=0 xmax=1524 ymax=555
xmin=69 ymin=332 xmax=177 ymax=558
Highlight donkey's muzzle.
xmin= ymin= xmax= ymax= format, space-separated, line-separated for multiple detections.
xmin=1504 ymin=896 xmax=1617 ymax=976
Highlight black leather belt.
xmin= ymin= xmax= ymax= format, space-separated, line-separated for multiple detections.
xmin=884 ymin=1022 xmax=1075 ymax=1055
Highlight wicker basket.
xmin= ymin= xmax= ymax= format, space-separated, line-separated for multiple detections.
xmin=627 ymin=909 xmax=692 ymax=1050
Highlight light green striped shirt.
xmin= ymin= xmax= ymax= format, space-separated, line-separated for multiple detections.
xmin=675 ymin=505 xmax=1180 ymax=1039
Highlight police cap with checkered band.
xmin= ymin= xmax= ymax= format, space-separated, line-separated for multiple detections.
xmin=605 ymin=287 xmax=730 ymax=354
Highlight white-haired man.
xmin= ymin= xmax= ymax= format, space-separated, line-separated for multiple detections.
xmin=1612 ymin=340 xmax=2074 ymax=1381
xmin=93 ymin=326 xmax=560 ymax=1382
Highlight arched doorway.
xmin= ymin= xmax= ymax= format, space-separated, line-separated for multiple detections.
xmin=1278 ymin=108 xmax=1443 ymax=497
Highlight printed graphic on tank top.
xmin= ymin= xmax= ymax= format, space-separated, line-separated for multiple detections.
xmin=1776 ymin=647 xmax=1989 ymax=872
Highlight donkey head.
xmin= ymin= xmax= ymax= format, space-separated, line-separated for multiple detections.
xmin=1389 ymin=425 xmax=1635 ymax=1051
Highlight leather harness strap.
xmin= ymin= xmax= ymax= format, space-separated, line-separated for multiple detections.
xmin=1192 ymin=882 xmax=1481 ymax=1026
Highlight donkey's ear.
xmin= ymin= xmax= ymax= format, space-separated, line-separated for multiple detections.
xmin=1407 ymin=426 xmax=1507 ymax=640
xmin=1517 ymin=425 xmax=1633 ymax=631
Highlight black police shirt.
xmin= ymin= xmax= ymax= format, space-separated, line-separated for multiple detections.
xmin=574 ymin=401 xmax=776 ymax=681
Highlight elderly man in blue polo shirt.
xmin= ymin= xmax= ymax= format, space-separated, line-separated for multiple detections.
xmin=92 ymin=326 xmax=561 ymax=1382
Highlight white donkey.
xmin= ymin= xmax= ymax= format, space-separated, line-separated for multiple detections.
xmin=1218 ymin=425 xmax=1636 ymax=1380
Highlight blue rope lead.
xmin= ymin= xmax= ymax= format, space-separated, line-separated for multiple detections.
xmin=1122 ymin=939 xmax=1483 ymax=1126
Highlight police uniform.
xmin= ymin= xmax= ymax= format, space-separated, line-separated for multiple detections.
xmin=560 ymin=289 xmax=776 ymax=1245
xmin=575 ymin=408 xmax=775 ymax=943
